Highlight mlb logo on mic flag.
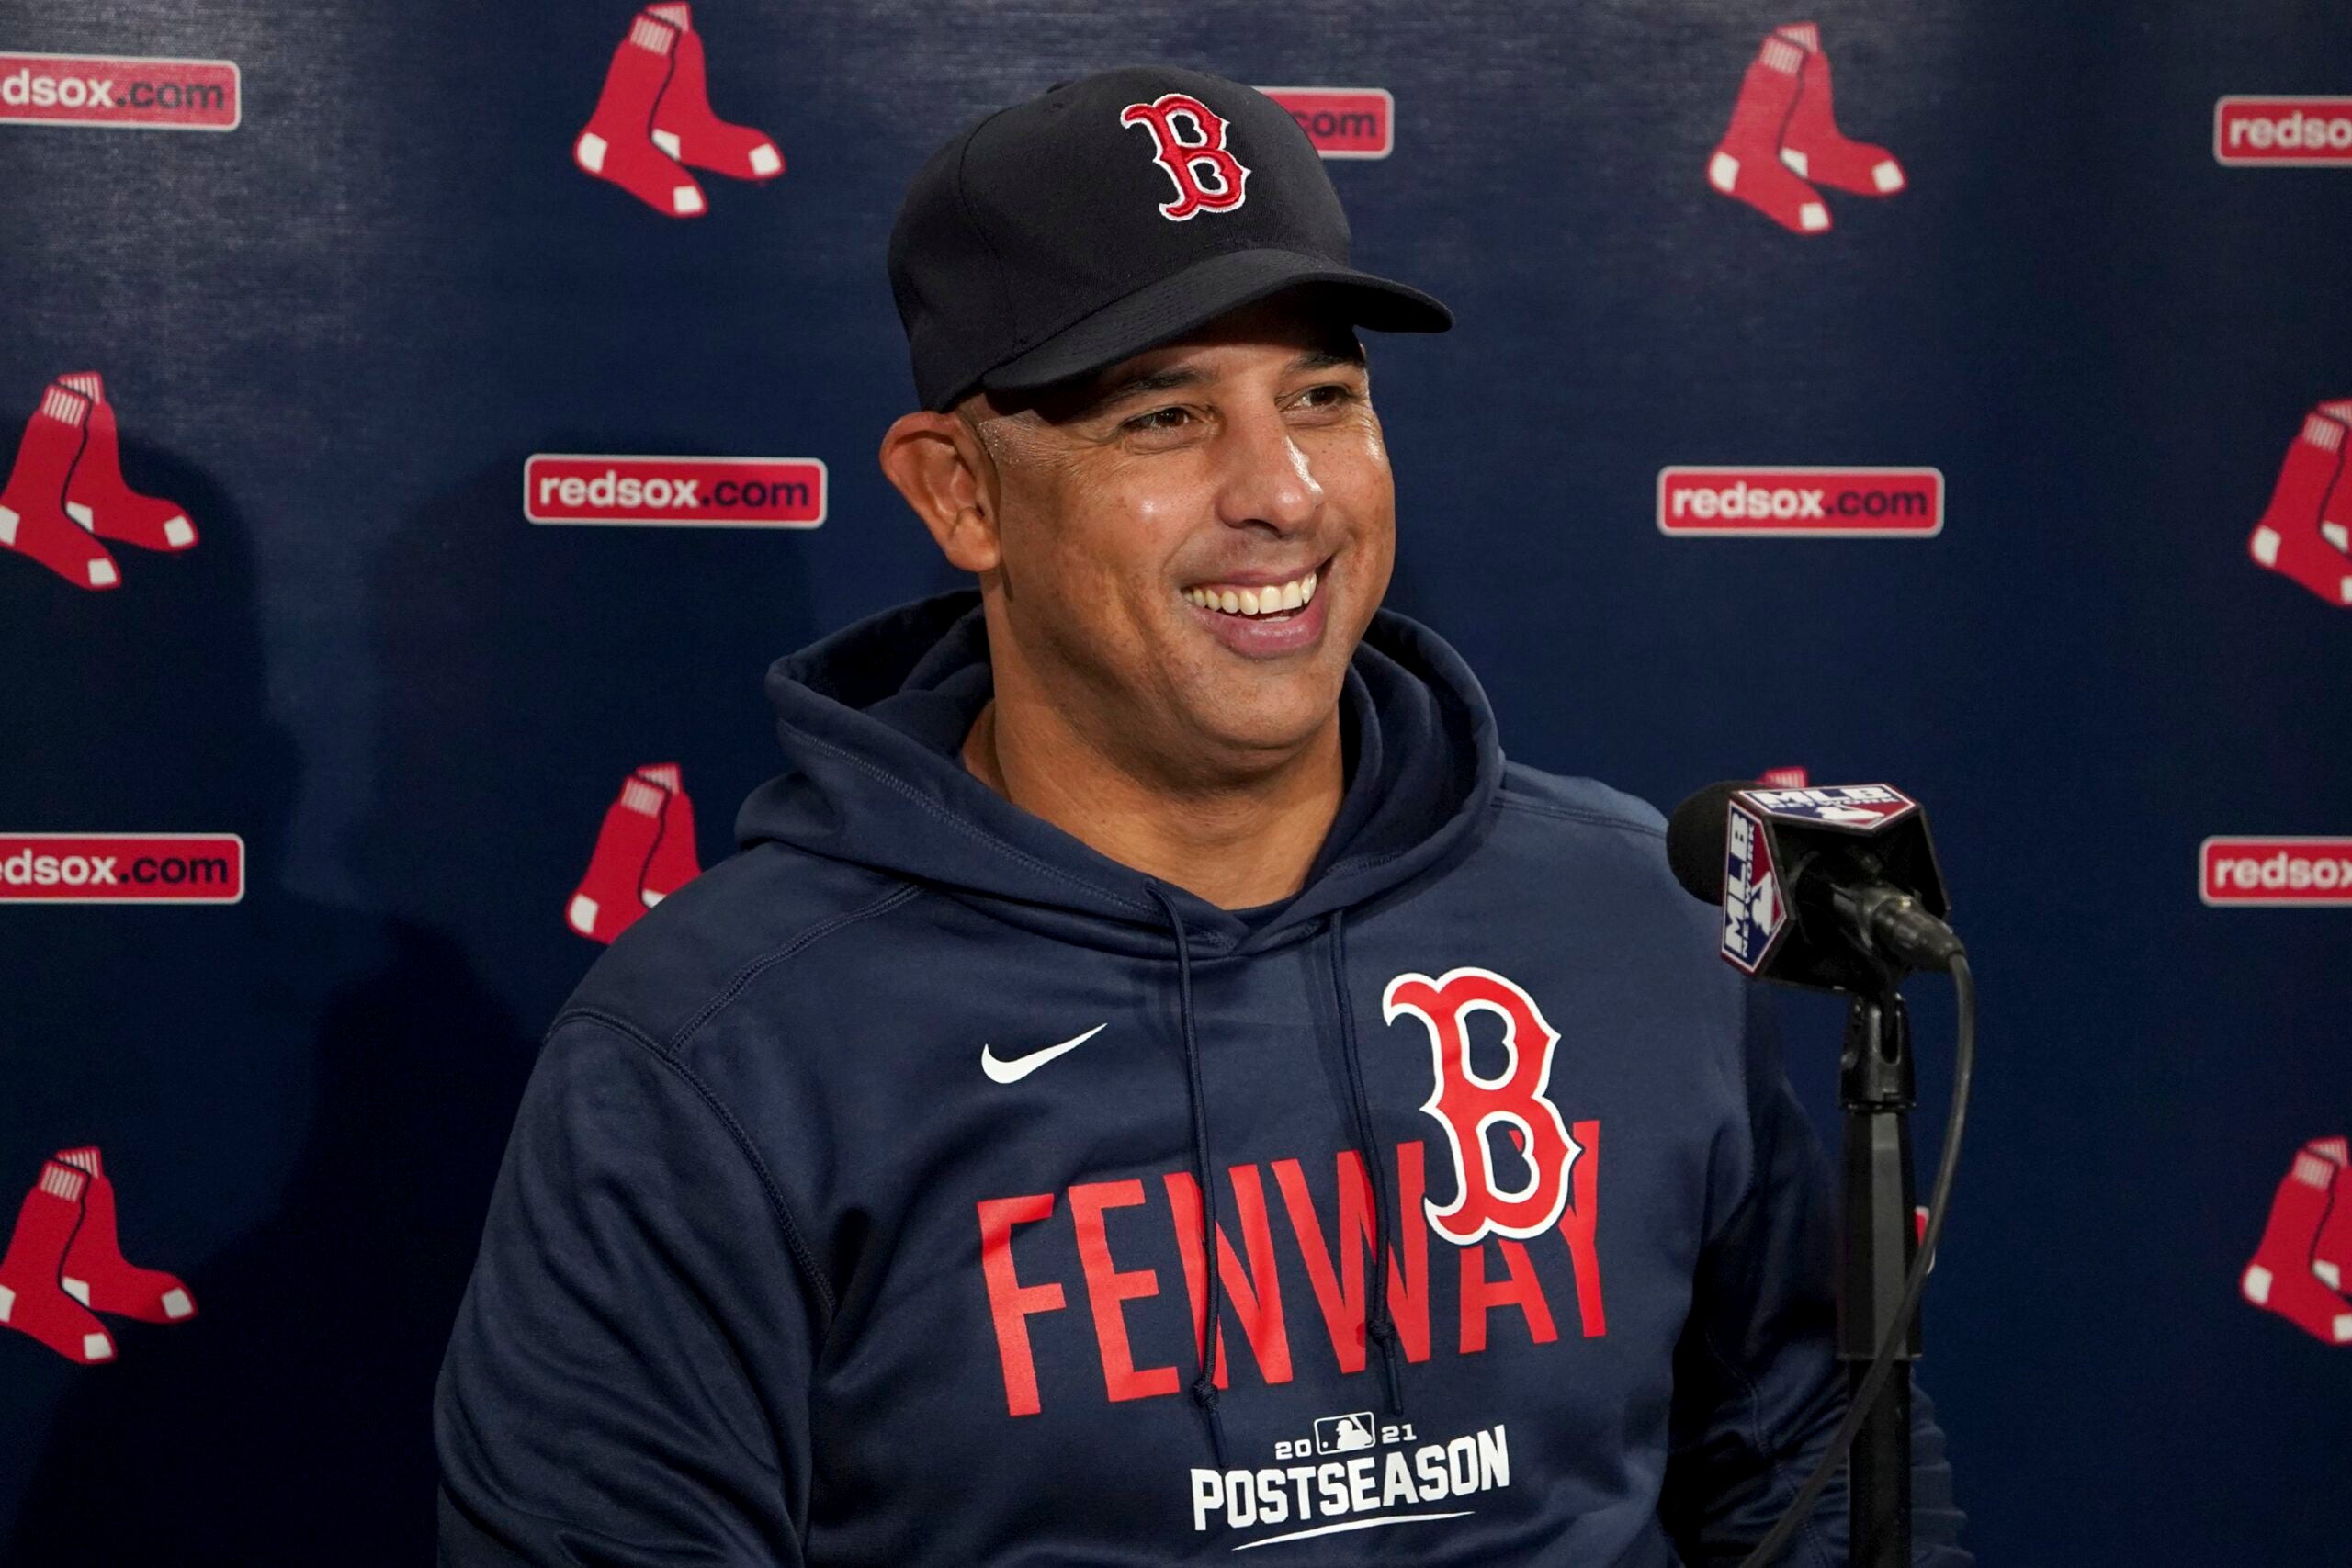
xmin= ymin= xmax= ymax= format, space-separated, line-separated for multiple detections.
xmin=1715 ymin=784 xmax=1929 ymax=976
xmin=1745 ymin=784 xmax=1920 ymax=829
xmin=1721 ymin=799 xmax=1788 ymax=974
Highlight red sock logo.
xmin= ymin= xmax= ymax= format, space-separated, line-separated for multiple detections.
xmin=1709 ymin=23 xmax=1904 ymax=234
xmin=576 ymin=15 xmax=707 ymax=217
xmin=2247 ymin=407 xmax=2352 ymax=608
xmin=641 ymin=4 xmax=783 ymax=182
xmin=0 ymin=384 xmax=119 ymax=591
xmin=53 ymin=1147 xmax=196 ymax=1325
xmin=0 ymin=375 xmax=200 ymax=591
xmin=53 ymin=372 xmax=198 ymax=554
xmin=575 ymin=8 xmax=780 ymax=218
xmin=1773 ymin=24 xmax=1905 ymax=195
xmin=0 ymin=1149 xmax=199 ymax=1364
xmin=2241 ymin=1141 xmax=2352 ymax=1346
xmin=2310 ymin=1137 xmax=2352 ymax=1292
xmin=1710 ymin=34 xmax=1828 ymax=233
xmin=0 ymin=1163 xmax=116 ymax=1363
xmin=632 ymin=761 xmax=703 ymax=906
xmin=568 ymin=763 xmax=704 ymax=942
xmin=2318 ymin=400 xmax=2352 ymax=563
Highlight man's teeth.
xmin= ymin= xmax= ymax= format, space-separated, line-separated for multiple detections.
xmin=1186 ymin=570 xmax=1317 ymax=617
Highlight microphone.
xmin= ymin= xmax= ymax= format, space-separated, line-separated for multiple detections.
xmin=1666 ymin=780 xmax=1963 ymax=987
xmin=1668 ymin=780 xmax=1978 ymax=1568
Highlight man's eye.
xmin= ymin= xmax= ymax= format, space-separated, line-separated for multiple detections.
xmin=1297 ymin=383 xmax=1358 ymax=408
xmin=1125 ymin=406 xmax=1193 ymax=434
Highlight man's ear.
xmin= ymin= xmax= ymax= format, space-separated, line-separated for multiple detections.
xmin=879 ymin=403 xmax=1001 ymax=573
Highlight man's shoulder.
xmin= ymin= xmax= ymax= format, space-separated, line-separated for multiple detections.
xmin=1493 ymin=760 xmax=1669 ymax=840
xmin=1487 ymin=760 xmax=1748 ymax=1050
xmin=552 ymin=841 xmax=919 ymax=1054
xmin=1483 ymin=761 xmax=1705 ymax=922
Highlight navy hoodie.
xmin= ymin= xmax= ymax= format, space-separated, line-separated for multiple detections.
xmin=436 ymin=591 xmax=1968 ymax=1566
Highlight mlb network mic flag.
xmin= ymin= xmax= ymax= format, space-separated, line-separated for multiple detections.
xmin=1720 ymin=784 xmax=1927 ymax=978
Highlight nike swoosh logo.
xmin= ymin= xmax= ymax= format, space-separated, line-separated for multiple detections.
xmin=981 ymin=1023 xmax=1107 ymax=1085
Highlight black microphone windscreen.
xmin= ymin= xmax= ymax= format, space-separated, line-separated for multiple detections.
xmin=1665 ymin=781 xmax=1748 ymax=906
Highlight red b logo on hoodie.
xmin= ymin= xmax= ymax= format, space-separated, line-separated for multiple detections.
xmin=1120 ymin=92 xmax=1250 ymax=221
xmin=1384 ymin=966 xmax=1582 ymax=1247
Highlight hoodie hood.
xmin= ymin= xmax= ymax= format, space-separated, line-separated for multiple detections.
xmin=734 ymin=588 xmax=1502 ymax=954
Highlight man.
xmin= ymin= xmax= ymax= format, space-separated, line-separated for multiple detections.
xmin=436 ymin=65 xmax=1968 ymax=1564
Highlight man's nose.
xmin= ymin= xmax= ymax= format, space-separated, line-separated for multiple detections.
xmin=1214 ymin=402 xmax=1324 ymax=534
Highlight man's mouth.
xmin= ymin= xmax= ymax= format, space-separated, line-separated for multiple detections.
xmin=1180 ymin=561 xmax=1322 ymax=620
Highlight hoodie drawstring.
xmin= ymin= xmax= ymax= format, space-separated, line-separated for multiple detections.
xmin=1142 ymin=887 xmax=1406 ymax=1462
xmin=1145 ymin=882 xmax=1228 ymax=1469
xmin=1328 ymin=907 xmax=1408 ymax=1419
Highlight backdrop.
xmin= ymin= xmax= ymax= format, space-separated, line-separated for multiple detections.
xmin=3 ymin=1 xmax=2348 ymax=1562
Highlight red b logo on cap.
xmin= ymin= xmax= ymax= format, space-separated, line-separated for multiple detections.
xmin=1119 ymin=92 xmax=1250 ymax=221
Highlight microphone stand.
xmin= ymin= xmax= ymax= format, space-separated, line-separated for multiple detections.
xmin=1838 ymin=983 xmax=1919 ymax=1566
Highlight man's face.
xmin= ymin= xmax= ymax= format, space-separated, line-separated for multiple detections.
xmin=967 ymin=292 xmax=1393 ymax=778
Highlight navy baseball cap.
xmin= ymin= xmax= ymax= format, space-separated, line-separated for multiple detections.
xmin=888 ymin=64 xmax=1453 ymax=412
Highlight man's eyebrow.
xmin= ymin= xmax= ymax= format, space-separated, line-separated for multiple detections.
xmin=1289 ymin=344 xmax=1366 ymax=374
xmin=1081 ymin=343 xmax=1367 ymax=418
xmin=1085 ymin=366 xmax=1204 ymax=415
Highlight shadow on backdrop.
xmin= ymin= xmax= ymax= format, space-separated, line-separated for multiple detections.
xmin=6 ymin=446 xmax=537 ymax=1566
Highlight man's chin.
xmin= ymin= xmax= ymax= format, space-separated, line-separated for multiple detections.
xmin=1169 ymin=685 xmax=1349 ymax=773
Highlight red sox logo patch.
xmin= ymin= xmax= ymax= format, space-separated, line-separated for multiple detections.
xmin=1383 ymin=967 xmax=1580 ymax=1247
xmin=1119 ymin=92 xmax=1250 ymax=221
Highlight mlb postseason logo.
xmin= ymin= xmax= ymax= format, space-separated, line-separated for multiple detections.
xmin=1314 ymin=1412 xmax=1378 ymax=1453
xmin=2214 ymin=97 xmax=2352 ymax=166
xmin=1256 ymin=87 xmax=1394 ymax=158
xmin=525 ymin=455 xmax=827 ymax=527
xmin=1743 ymin=783 xmax=1919 ymax=829
xmin=0 ymin=52 xmax=240 ymax=130
xmin=1657 ymin=467 xmax=1943 ymax=537
xmin=1721 ymin=799 xmax=1787 ymax=974
xmin=2200 ymin=837 xmax=2352 ymax=906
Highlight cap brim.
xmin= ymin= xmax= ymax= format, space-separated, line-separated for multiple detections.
xmin=972 ymin=247 xmax=1452 ymax=406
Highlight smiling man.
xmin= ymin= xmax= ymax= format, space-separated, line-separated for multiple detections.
xmin=891 ymin=299 xmax=1386 ymax=914
xmin=435 ymin=66 xmax=1968 ymax=1565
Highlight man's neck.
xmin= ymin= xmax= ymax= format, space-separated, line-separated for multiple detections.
xmin=961 ymin=692 xmax=1344 ymax=911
